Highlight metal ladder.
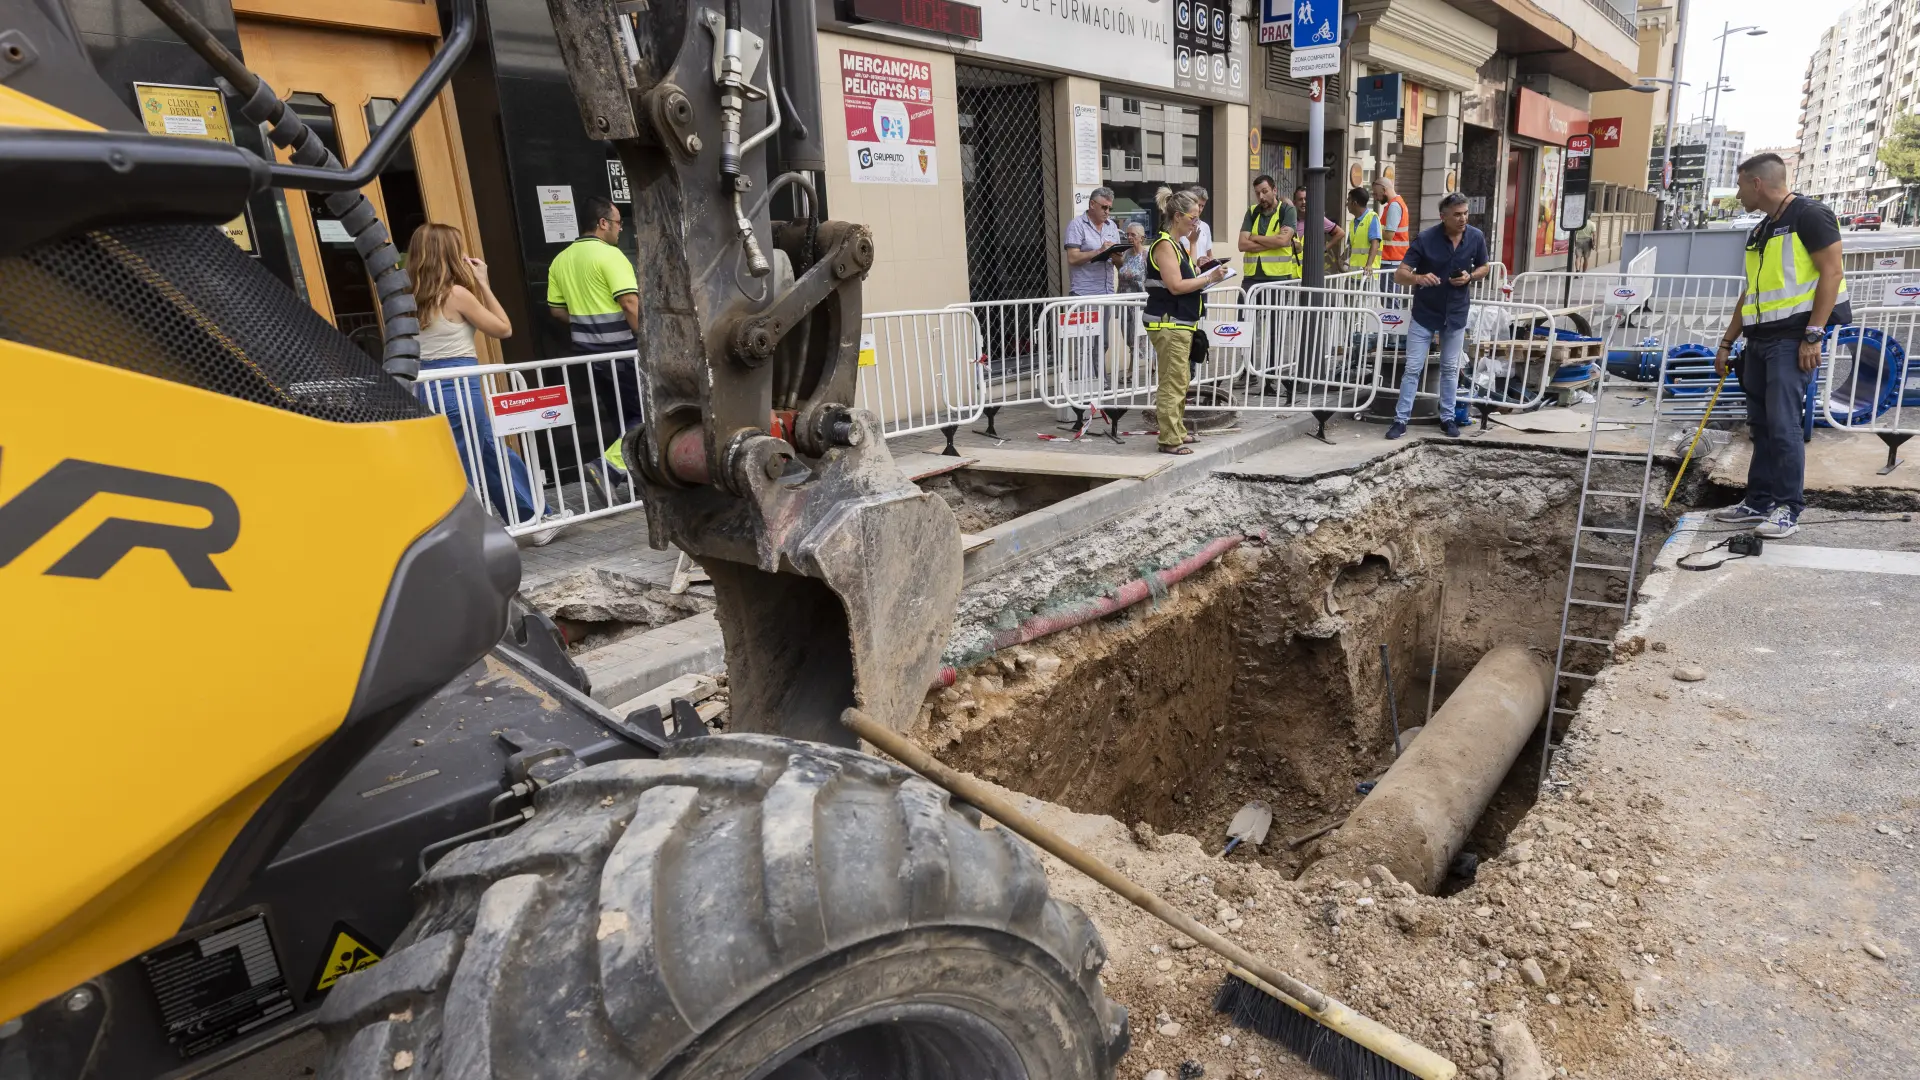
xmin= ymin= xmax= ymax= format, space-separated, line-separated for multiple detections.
xmin=1536 ymin=305 xmax=1672 ymax=789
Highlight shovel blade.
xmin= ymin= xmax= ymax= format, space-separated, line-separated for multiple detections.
xmin=1226 ymin=800 xmax=1273 ymax=845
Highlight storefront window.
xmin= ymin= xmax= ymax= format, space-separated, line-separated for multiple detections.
xmin=287 ymin=92 xmax=383 ymax=357
xmin=1099 ymin=91 xmax=1211 ymax=236
xmin=365 ymin=98 xmax=431 ymax=253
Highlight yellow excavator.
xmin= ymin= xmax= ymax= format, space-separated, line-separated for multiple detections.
xmin=0 ymin=0 xmax=1129 ymax=1074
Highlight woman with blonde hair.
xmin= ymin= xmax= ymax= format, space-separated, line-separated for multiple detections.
xmin=409 ymin=223 xmax=560 ymax=542
xmin=1145 ymin=188 xmax=1229 ymax=454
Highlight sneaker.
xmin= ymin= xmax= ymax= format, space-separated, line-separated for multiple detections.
xmin=1754 ymin=504 xmax=1799 ymax=539
xmin=1385 ymin=420 xmax=1408 ymax=440
xmin=527 ymin=524 xmax=565 ymax=547
xmin=1712 ymin=501 xmax=1769 ymax=523
xmin=1441 ymin=418 xmax=1461 ymax=438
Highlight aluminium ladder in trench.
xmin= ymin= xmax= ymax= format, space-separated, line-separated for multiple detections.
xmin=1534 ymin=290 xmax=1692 ymax=790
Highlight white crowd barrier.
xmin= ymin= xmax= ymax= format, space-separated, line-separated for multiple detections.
xmin=414 ymin=351 xmax=644 ymax=537
xmin=855 ymin=307 xmax=986 ymax=444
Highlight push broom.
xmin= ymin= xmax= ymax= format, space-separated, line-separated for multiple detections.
xmin=841 ymin=709 xmax=1457 ymax=1080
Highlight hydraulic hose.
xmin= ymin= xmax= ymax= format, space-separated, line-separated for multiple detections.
xmin=135 ymin=0 xmax=422 ymax=380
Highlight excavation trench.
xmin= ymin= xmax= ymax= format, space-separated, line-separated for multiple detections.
xmin=920 ymin=445 xmax=1673 ymax=889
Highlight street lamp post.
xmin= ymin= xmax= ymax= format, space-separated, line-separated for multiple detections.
xmin=1633 ymin=75 xmax=1690 ymax=228
xmin=1709 ymin=23 xmax=1766 ymax=133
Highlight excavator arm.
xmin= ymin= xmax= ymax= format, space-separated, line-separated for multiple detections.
xmin=542 ymin=0 xmax=962 ymax=744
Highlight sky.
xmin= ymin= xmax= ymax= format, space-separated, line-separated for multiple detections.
xmin=1672 ymin=0 xmax=1846 ymax=149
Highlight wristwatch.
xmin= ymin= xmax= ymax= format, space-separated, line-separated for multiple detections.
xmin=1802 ymin=328 xmax=1824 ymax=344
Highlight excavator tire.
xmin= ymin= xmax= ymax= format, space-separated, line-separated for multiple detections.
xmin=314 ymin=734 xmax=1130 ymax=1079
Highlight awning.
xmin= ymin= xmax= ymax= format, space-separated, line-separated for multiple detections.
xmin=1877 ymin=193 xmax=1905 ymax=212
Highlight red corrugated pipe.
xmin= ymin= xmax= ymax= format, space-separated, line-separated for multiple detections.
xmin=930 ymin=532 xmax=1250 ymax=690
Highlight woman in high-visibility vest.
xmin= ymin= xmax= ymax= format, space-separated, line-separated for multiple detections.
xmin=1711 ymin=152 xmax=1851 ymax=540
xmin=1373 ymin=176 xmax=1411 ymax=263
xmin=1146 ymin=187 xmax=1230 ymax=454
xmin=1346 ymin=186 xmax=1382 ymax=270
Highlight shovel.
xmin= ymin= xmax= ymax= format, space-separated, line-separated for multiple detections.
xmin=1222 ymin=800 xmax=1273 ymax=857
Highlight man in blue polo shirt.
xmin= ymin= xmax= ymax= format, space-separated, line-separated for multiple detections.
xmin=1386 ymin=192 xmax=1490 ymax=439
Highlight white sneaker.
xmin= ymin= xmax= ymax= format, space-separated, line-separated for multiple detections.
xmin=527 ymin=524 xmax=564 ymax=546
xmin=1754 ymin=504 xmax=1799 ymax=539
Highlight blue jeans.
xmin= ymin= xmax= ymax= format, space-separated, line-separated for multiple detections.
xmin=1394 ymin=323 xmax=1465 ymax=424
xmin=1735 ymin=336 xmax=1817 ymax=514
xmin=417 ymin=357 xmax=540 ymax=526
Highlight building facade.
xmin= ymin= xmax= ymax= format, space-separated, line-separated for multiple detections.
xmin=67 ymin=0 xmax=1641 ymax=372
xmin=1798 ymin=0 xmax=1920 ymax=216
xmin=1587 ymin=0 xmax=1677 ymax=191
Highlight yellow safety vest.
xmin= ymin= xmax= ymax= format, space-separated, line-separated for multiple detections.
xmin=1242 ymin=204 xmax=1296 ymax=279
xmin=1741 ymin=212 xmax=1848 ymax=326
xmin=1348 ymin=208 xmax=1379 ymax=269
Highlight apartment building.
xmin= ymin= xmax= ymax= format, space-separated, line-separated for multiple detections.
xmin=1798 ymin=0 xmax=1920 ymax=216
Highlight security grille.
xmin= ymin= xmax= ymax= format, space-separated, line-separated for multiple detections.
xmin=956 ymin=65 xmax=1060 ymax=303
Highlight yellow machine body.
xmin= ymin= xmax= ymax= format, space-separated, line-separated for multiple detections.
xmin=0 ymin=341 xmax=469 ymax=1023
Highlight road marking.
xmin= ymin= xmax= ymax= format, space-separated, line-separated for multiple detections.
xmin=1755 ymin=544 xmax=1920 ymax=577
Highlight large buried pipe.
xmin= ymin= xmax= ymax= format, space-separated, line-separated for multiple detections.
xmin=1302 ymin=645 xmax=1552 ymax=894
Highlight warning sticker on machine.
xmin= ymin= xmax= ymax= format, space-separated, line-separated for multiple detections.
xmin=309 ymin=922 xmax=384 ymax=998
xmin=138 ymin=913 xmax=295 ymax=1058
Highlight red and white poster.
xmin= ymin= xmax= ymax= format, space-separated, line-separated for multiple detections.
xmin=489 ymin=384 xmax=574 ymax=437
xmin=841 ymin=49 xmax=938 ymax=186
xmin=1055 ymin=308 xmax=1103 ymax=340
xmin=1588 ymin=117 xmax=1622 ymax=149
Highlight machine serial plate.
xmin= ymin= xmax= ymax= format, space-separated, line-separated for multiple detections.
xmin=138 ymin=912 xmax=295 ymax=1058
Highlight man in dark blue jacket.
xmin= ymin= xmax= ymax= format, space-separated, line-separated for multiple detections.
xmin=1386 ymin=192 xmax=1490 ymax=439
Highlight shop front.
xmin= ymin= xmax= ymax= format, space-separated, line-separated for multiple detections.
xmin=822 ymin=0 xmax=1254 ymax=310
xmin=1508 ymin=86 xmax=1589 ymax=273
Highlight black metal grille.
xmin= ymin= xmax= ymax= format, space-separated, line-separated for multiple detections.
xmin=0 ymin=225 xmax=421 ymax=423
xmin=956 ymin=65 xmax=1060 ymax=304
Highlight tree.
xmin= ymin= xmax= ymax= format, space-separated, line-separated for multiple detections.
xmin=1880 ymin=112 xmax=1920 ymax=186
xmin=1882 ymin=113 xmax=1920 ymax=225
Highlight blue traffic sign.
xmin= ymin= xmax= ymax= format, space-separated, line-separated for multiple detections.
xmin=1291 ymin=0 xmax=1340 ymax=49
xmin=1355 ymin=73 xmax=1401 ymax=123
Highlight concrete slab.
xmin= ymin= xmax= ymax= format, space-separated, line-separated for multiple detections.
xmin=1579 ymin=511 xmax=1920 ymax=1076
xmin=1711 ymin=428 xmax=1920 ymax=503
xmin=893 ymin=451 xmax=977 ymax=481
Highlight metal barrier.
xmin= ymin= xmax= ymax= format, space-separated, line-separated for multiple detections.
xmin=855 ymin=307 xmax=986 ymax=442
xmin=1025 ymin=293 xmax=1392 ymax=417
xmin=1819 ymin=305 xmax=1919 ymax=472
xmin=1841 ymin=237 xmax=1920 ymax=274
xmin=414 ymin=351 xmax=644 ymax=537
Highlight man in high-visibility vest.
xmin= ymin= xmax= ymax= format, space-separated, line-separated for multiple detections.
xmin=1346 ymin=186 xmax=1382 ymax=270
xmin=1713 ymin=151 xmax=1850 ymax=539
xmin=1237 ymin=174 xmax=1297 ymax=294
xmin=1372 ymin=176 xmax=1411 ymax=264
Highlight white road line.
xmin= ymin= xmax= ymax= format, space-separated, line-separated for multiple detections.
xmin=1754 ymin=543 xmax=1920 ymax=577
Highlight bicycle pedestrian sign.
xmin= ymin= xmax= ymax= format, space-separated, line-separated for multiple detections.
xmin=1292 ymin=0 xmax=1339 ymax=50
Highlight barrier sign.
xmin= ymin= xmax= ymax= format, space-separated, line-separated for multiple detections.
xmin=1055 ymin=308 xmax=1104 ymax=339
xmin=1377 ymin=307 xmax=1408 ymax=335
xmin=1205 ymin=320 xmax=1249 ymax=347
xmin=489 ymin=385 xmax=575 ymax=436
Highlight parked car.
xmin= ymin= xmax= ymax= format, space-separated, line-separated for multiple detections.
xmin=1853 ymin=212 xmax=1883 ymax=231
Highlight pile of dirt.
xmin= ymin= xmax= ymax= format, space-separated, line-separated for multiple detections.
xmin=975 ymin=749 xmax=1707 ymax=1079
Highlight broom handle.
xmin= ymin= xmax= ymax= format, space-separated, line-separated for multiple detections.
xmin=840 ymin=708 xmax=1331 ymax=1013
xmin=1662 ymin=370 xmax=1730 ymax=509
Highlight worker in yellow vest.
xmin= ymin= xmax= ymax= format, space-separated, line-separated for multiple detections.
xmin=1712 ymin=152 xmax=1850 ymax=540
xmin=1237 ymin=174 xmax=1297 ymax=295
xmin=1346 ymin=186 xmax=1381 ymax=270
